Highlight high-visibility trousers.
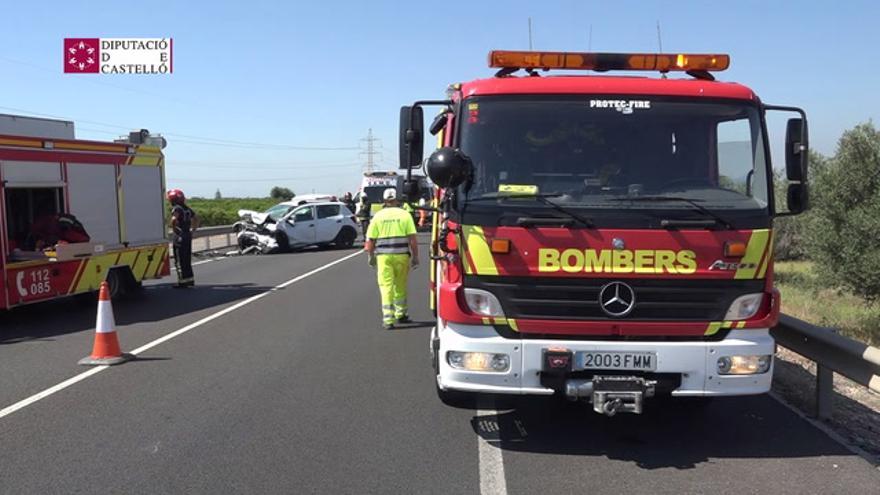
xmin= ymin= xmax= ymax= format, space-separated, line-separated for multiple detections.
xmin=377 ymin=253 xmax=410 ymax=324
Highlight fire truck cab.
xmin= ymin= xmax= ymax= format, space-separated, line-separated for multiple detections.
xmin=399 ymin=51 xmax=809 ymax=415
xmin=0 ymin=115 xmax=170 ymax=310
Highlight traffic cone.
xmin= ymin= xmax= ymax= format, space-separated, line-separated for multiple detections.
xmin=78 ymin=281 xmax=132 ymax=366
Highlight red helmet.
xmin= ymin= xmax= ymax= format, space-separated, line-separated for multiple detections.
xmin=166 ymin=189 xmax=185 ymax=204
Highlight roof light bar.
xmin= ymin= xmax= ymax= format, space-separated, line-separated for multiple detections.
xmin=488 ymin=51 xmax=730 ymax=72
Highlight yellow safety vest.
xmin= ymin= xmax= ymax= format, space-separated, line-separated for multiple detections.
xmin=367 ymin=207 xmax=416 ymax=255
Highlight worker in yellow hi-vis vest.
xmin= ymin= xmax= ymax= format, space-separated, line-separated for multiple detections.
xmin=364 ymin=188 xmax=419 ymax=329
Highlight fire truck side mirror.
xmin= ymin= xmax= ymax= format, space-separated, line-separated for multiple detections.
xmin=785 ymin=118 xmax=808 ymax=182
xmin=399 ymin=106 xmax=424 ymax=169
xmin=786 ymin=183 xmax=807 ymax=215
xmin=427 ymin=147 xmax=471 ymax=189
xmin=402 ymin=179 xmax=420 ymax=201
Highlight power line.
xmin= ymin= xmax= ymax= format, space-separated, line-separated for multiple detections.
xmin=167 ymin=172 xmax=353 ymax=183
xmin=167 ymin=162 xmax=362 ymax=170
xmin=0 ymin=105 xmax=358 ymax=151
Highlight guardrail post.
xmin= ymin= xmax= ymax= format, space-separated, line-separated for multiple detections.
xmin=815 ymin=363 xmax=833 ymax=420
xmin=206 ymin=236 xmax=211 ymax=250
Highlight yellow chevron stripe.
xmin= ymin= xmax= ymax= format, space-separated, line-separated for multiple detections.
xmin=481 ymin=317 xmax=491 ymax=325
xmin=735 ymin=229 xmax=770 ymax=279
xmin=736 ymin=321 xmax=746 ymax=329
xmin=508 ymin=319 xmax=519 ymax=332
xmin=117 ymin=250 xmax=138 ymax=269
xmin=705 ymin=322 xmax=723 ymax=336
xmin=462 ymin=225 xmax=498 ymax=276
xmin=757 ymin=230 xmax=774 ymax=278
xmin=132 ymin=247 xmax=153 ymax=279
xmin=74 ymin=253 xmax=121 ymax=292
xmin=67 ymin=260 xmax=87 ymax=294
xmin=145 ymin=246 xmax=166 ymax=278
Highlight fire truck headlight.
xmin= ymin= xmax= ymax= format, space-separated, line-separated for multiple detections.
xmin=464 ymin=288 xmax=505 ymax=317
xmin=447 ymin=351 xmax=510 ymax=372
xmin=724 ymin=293 xmax=764 ymax=321
xmin=717 ymin=355 xmax=772 ymax=375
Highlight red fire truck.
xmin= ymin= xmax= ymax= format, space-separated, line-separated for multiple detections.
xmin=399 ymin=51 xmax=809 ymax=415
xmin=0 ymin=115 xmax=170 ymax=310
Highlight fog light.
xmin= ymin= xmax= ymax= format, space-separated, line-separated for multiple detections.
xmin=447 ymin=351 xmax=510 ymax=372
xmin=717 ymin=355 xmax=771 ymax=375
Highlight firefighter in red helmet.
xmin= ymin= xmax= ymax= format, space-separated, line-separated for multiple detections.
xmin=167 ymin=189 xmax=199 ymax=287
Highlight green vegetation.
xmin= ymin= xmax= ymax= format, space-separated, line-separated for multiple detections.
xmin=270 ymin=186 xmax=295 ymax=201
xmin=805 ymin=123 xmax=880 ymax=302
xmin=187 ymin=197 xmax=278 ymax=226
xmin=775 ymin=261 xmax=880 ymax=346
xmin=771 ymin=122 xmax=880 ymax=345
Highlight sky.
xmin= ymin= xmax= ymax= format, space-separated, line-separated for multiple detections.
xmin=1 ymin=0 xmax=878 ymax=198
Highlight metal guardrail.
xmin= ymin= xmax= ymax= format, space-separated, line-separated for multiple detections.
xmin=191 ymin=225 xmax=234 ymax=239
xmin=167 ymin=225 xmax=235 ymax=253
xmin=772 ymin=314 xmax=880 ymax=420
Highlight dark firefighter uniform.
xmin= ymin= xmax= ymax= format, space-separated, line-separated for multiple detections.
xmin=168 ymin=189 xmax=197 ymax=287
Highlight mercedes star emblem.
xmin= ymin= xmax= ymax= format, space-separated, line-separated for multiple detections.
xmin=598 ymin=281 xmax=636 ymax=317
xmin=612 ymin=238 xmax=625 ymax=250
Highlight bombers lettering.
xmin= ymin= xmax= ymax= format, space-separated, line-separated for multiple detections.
xmin=539 ymin=248 xmax=697 ymax=274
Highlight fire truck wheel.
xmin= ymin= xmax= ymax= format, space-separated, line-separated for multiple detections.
xmin=105 ymin=270 xmax=124 ymax=299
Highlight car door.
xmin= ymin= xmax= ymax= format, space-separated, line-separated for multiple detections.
xmin=315 ymin=204 xmax=342 ymax=243
xmin=283 ymin=206 xmax=317 ymax=246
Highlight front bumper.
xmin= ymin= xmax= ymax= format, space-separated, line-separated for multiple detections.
xmin=434 ymin=322 xmax=774 ymax=397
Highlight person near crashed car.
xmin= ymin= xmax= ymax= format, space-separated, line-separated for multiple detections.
xmin=364 ymin=188 xmax=419 ymax=329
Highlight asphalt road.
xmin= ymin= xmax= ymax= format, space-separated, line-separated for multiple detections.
xmin=1 ymin=238 xmax=878 ymax=494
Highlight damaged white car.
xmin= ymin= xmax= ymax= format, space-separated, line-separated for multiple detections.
xmin=235 ymin=201 xmax=358 ymax=254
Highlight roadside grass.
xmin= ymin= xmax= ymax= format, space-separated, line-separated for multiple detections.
xmin=187 ymin=197 xmax=278 ymax=226
xmin=775 ymin=261 xmax=880 ymax=346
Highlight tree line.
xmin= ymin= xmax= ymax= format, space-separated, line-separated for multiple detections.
xmin=775 ymin=122 xmax=880 ymax=301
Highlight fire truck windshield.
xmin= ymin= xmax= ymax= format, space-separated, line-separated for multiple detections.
xmin=458 ymin=96 xmax=771 ymax=229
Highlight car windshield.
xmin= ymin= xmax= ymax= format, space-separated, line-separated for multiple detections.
xmin=459 ymin=96 xmax=770 ymax=221
xmin=264 ymin=203 xmax=293 ymax=221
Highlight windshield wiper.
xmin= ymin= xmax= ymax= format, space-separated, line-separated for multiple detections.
xmin=610 ymin=196 xmax=733 ymax=229
xmin=468 ymin=192 xmax=594 ymax=228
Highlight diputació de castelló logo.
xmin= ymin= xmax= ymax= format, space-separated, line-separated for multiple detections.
xmin=64 ymin=38 xmax=172 ymax=75
xmin=64 ymin=38 xmax=100 ymax=73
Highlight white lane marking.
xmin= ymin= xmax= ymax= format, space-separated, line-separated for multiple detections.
xmin=0 ymin=250 xmax=363 ymax=421
xmin=0 ymin=367 xmax=106 ymax=420
xmin=192 ymin=259 xmax=216 ymax=266
xmin=476 ymin=409 xmax=509 ymax=495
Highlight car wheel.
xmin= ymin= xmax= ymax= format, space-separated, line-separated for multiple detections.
xmin=334 ymin=227 xmax=357 ymax=249
xmin=275 ymin=232 xmax=290 ymax=253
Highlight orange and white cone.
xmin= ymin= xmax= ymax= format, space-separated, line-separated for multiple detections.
xmin=78 ymin=281 xmax=132 ymax=366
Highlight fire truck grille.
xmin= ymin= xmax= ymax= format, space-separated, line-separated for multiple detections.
xmin=466 ymin=276 xmax=766 ymax=321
